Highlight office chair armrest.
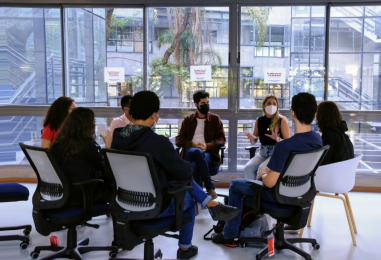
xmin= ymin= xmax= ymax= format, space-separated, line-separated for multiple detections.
xmin=246 ymin=179 xmax=264 ymax=213
xmin=220 ymin=145 xmax=226 ymax=161
xmin=73 ymin=179 xmax=105 ymax=221
xmin=167 ymin=186 xmax=194 ymax=231
xmin=245 ymin=146 xmax=259 ymax=159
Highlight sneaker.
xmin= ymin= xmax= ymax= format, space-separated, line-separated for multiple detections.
xmin=177 ymin=245 xmax=198 ymax=259
xmin=207 ymin=188 xmax=218 ymax=200
xmin=211 ymin=233 xmax=239 ymax=247
xmin=208 ymin=203 xmax=240 ymax=221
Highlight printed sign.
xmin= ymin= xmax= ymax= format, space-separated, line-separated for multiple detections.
xmin=190 ymin=65 xmax=212 ymax=81
xmin=104 ymin=67 xmax=125 ymax=83
xmin=264 ymin=68 xmax=286 ymax=84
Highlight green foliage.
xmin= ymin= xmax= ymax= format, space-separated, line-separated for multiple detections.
xmin=242 ymin=7 xmax=271 ymax=47
xmin=156 ymin=29 xmax=173 ymax=49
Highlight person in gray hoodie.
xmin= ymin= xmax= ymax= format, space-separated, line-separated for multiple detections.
xmin=111 ymin=90 xmax=239 ymax=259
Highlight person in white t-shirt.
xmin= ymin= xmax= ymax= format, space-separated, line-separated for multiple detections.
xmin=101 ymin=95 xmax=133 ymax=148
xmin=176 ymin=90 xmax=226 ymax=201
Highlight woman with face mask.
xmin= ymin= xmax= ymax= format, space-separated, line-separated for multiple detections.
xmin=243 ymin=94 xmax=290 ymax=179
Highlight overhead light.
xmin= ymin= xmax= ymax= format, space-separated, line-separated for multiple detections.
xmin=345 ymin=65 xmax=358 ymax=76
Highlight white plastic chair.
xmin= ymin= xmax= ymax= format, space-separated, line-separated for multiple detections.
xmin=299 ymin=154 xmax=363 ymax=246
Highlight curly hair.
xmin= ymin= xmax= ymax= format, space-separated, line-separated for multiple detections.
xmin=261 ymin=94 xmax=285 ymax=130
xmin=193 ymin=90 xmax=210 ymax=104
xmin=129 ymin=91 xmax=160 ymax=120
xmin=52 ymin=107 xmax=95 ymax=160
xmin=43 ymin=96 xmax=75 ymax=130
xmin=316 ymin=101 xmax=342 ymax=132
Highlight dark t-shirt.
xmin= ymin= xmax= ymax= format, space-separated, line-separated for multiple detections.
xmin=267 ymin=131 xmax=323 ymax=173
xmin=258 ymin=115 xmax=283 ymax=146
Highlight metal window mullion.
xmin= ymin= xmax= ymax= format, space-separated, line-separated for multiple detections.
xmin=227 ymin=1 xmax=239 ymax=172
xmin=323 ymin=4 xmax=331 ymax=101
xmin=60 ymin=5 xmax=66 ymax=96
xmin=359 ymin=6 xmax=366 ymax=110
xmin=143 ymin=5 xmax=148 ymax=91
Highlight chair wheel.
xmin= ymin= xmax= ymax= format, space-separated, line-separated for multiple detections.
xmin=111 ymin=241 xmax=117 ymax=247
xmin=109 ymin=252 xmax=117 ymax=258
xmin=23 ymin=229 xmax=31 ymax=235
xmin=20 ymin=242 xmax=28 ymax=249
xmin=156 ymin=253 xmax=163 ymax=259
xmin=314 ymin=243 xmax=320 ymax=250
xmin=30 ymin=251 xmax=39 ymax=258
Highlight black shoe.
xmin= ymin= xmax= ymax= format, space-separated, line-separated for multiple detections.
xmin=177 ymin=245 xmax=198 ymax=259
xmin=211 ymin=233 xmax=239 ymax=247
xmin=208 ymin=203 xmax=240 ymax=221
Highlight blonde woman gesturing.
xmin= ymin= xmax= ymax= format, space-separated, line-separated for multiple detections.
xmin=243 ymin=94 xmax=290 ymax=179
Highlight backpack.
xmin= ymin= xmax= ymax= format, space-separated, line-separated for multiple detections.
xmin=204 ymin=195 xmax=257 ymax=240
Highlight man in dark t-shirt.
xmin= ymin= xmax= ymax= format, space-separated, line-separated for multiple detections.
xmin=212 ymin=92 xmax=323 ymax=246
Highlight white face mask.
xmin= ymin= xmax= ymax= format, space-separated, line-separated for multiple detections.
xmin=265 ymin=105 xmax=277 ymax=115
xmin=152 ymin=113 xmax=159 ymax=129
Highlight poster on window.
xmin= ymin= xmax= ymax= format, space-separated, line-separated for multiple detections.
xmin=190 ymin=65 xmax=212 ymax=81
xmin=104 ymin=67 xmax=125 ymax=83
xmin=264 ymin=68 xmax=286 ymax=84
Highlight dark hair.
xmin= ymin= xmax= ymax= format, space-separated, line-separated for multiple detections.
xmin=193 ymin=90 xmax=210 ymax=104
xmin=120 ymin=95 xmax=133 ymax=111
xmin=291 ymin=92 xmax=317 ymax=125
xmin=316 ymin=101 xmax=342 ymax=132
xmin=129 ymin=91 xmax=160 ymax=120
xmin=43 ymin=96 xmax=75 ymax=130
xmin=52 ymin=107 xmax=95 ymax=160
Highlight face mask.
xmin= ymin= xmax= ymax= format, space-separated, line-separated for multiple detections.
xmin=152 ymin=113 xmax=159 ymax=129
xmin=265 ymin=105 xmax=277 ymax=115
xmin=197 ymin=104 xmax=210 ymax=115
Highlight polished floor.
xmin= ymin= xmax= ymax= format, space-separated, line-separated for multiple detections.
xmin=1 ymin=184 xmax=381 ymax=260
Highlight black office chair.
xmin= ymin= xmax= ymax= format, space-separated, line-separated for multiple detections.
xmin=245 ymin=145 xmax=260 ymax=159
xmin=241 ymin=146 xmax=330 ymax=260
xmin=0 ymin=183 xmax=32 ymax=249
xmin=19 ymin=143 xmax=118 ymax=260
xmin=101 ymin=148 xmax=194 ymax=260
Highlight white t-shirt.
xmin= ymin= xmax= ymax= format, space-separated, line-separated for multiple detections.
xmin=192 ymin=118 xmax=206 ymax=144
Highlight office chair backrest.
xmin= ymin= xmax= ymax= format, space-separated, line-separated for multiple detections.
xmin=19 ymin=143 xmax=67 ymax=203
xmin=275 ymin=145 xmax=330 ymax=206
xmin=102 ymin=149 xmax=162 ymax=216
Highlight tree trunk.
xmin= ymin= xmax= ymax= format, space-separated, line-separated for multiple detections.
xmin=162 ymin=8 xmax=191 ymax=66
xmin=105 ymin=9 xmax=114 ymax=45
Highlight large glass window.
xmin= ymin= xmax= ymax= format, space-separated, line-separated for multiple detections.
xmin=0 ymin=7 xmax=62 ymax=105
xmin=239 ymin=6 xmax=325 ymax=109
xmin=148 ymin=7 xmax=229 ymax=108
xmin=329 ymin=6 xmax=381 ymax=110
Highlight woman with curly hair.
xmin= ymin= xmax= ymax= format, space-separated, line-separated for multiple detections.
xmin=243 ymin=94 xmax=290 ymax=179
xmin=41 ymin=96 xmax=76 ymax=148
xmin=51 ymin=107 xmax=111 ymax=206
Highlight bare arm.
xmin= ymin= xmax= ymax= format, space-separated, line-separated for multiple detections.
xmin=261 ymin=168 xmax=280 ymax=189
xmin=41 ymin=139 xmax=51 ymax=149
xmin=280 ymin=118 xmax=290 ymax=140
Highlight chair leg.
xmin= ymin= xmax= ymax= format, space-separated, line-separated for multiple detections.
xmin=255 ymin=246 xmax=269 ymax=260
xmin=318 ymin=193 xmax=357 ymax=246
xmin=287 ymin=238 xmax=318 ymax=247
xmin=282 ymin=240 xmax=312 ymax=260
xmin=342 ymin=193 xmax=357 ymax=234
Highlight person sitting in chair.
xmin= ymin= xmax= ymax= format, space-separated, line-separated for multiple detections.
xmin=211 ymin=92 xmax=323 ymax=246
xmin=111 ymin=91 xmax=239 ymax=259
xmin=175 ymin=90 xmax=226 ymax=200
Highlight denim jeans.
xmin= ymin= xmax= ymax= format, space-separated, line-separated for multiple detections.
xmin=244 ymin=145 xmax=274 ymax=179
xmin=156 ymin=180 xmax=211 ymax=248
xmin=222 ymin=178 xmax=277 ymax=239
xmin=183 ymin=147 xmax=214 ymax=189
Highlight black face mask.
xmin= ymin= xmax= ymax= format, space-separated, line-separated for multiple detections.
xmin=197 ymin=104 xmax=210 ymax=115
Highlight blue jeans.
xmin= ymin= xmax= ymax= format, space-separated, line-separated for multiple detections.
xmin=183 ymin=147 xmax=214 ymax=189
xmin=244 ymin=145 xmax=274 ymax=179
xmin=223 ymin=178 xmax=277 ymax=239
xmin=156 ymin=181 xmax=211 ymax=248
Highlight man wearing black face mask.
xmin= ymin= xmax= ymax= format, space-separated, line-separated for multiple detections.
xmin=176 ymin=90 xmax=226 ymax=204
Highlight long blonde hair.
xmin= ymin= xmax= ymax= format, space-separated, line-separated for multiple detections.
xmin=262 ymin=94 xmax=284 ymax=131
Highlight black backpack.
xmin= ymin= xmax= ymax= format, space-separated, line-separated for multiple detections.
xmin=333 ymin=127 xmax=354 ymax=162
xmin=204 ymin=195 xmax=257 ymax=240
